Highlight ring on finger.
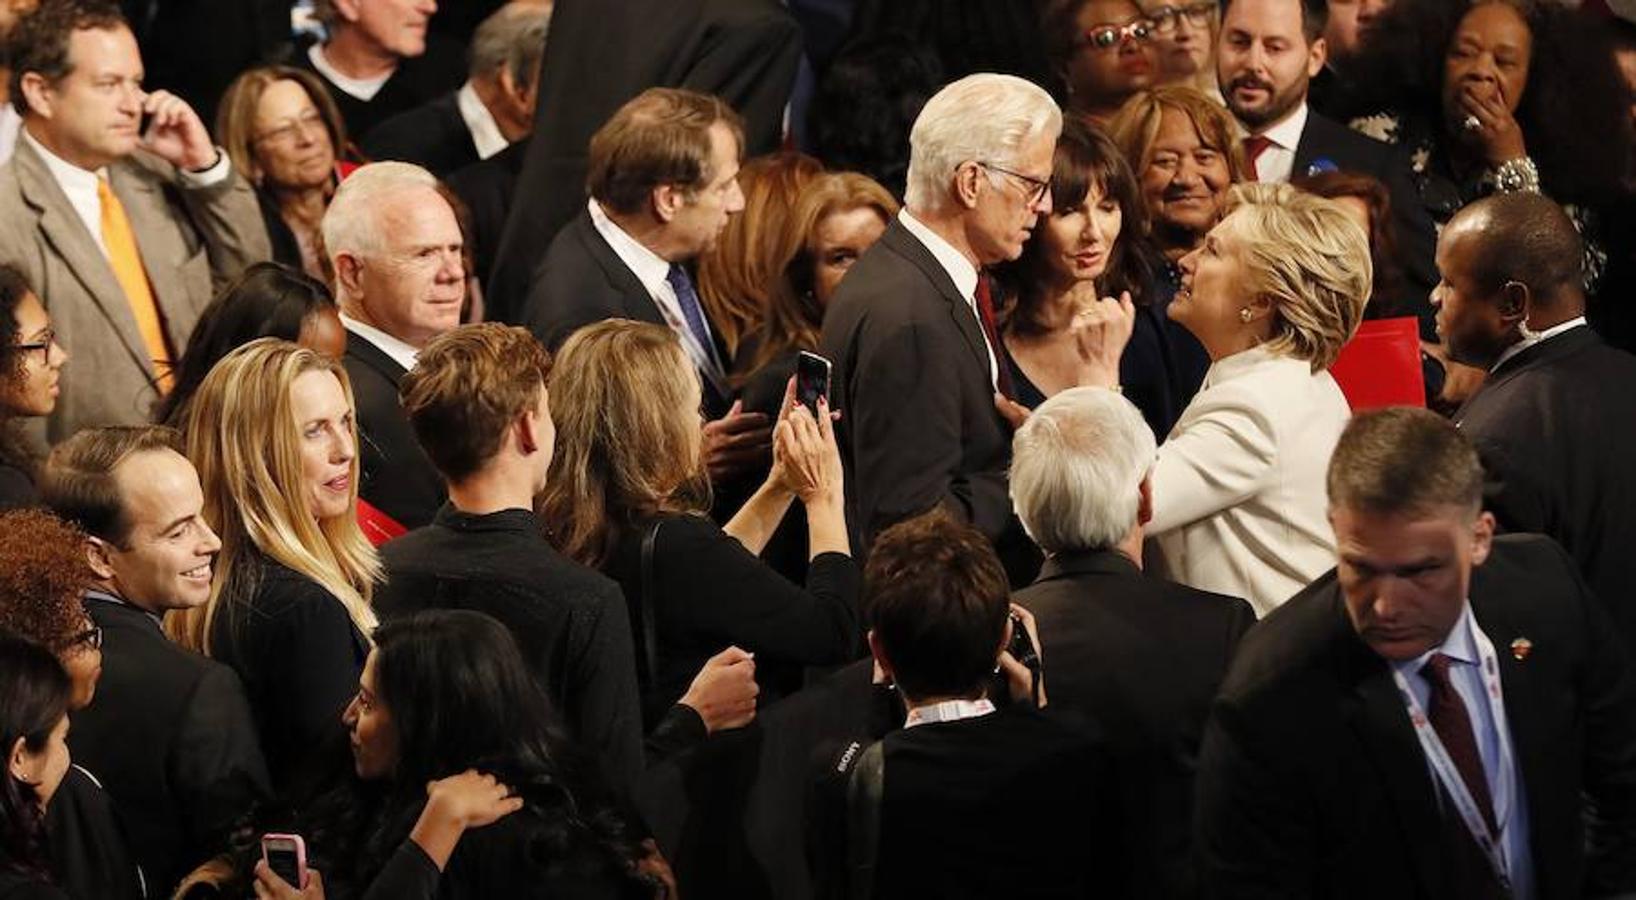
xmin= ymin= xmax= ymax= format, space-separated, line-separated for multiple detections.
xmin=1462 ymin=114 xmax=1482 ymax=132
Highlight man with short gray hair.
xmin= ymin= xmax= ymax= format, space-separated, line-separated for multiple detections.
xmin=1010 ymin=386 xmax=1253 ymax=899
xmin=820 ymin=72 xmax=1059 ymax=579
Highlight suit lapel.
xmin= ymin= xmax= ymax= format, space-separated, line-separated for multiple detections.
xmin=881 ymin=220 xmax=990 ymax=374
xmin=345 ymin=332 xmax=408 ymax=387
xmin=574 ymin=211 xmax=665 ymax=326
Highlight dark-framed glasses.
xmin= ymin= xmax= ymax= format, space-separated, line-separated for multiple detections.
xmin=1079 ymin=18 xmax=1157 ymax=51
xmin=64 ymin=625 xmax=103 ymax=652
xmin=978 ymin=162 xmax=1051 ymax=206
xmin=14 ymin=327 xmax=56 ymax=357
xmin=253 ymin=109 xmax=326 ymax=146
xmin=1148 ymin=1 xmax=1217 ymax=32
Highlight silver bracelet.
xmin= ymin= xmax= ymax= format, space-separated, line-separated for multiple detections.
xmin=1488 ymin=156 xmax=1541 ymax=194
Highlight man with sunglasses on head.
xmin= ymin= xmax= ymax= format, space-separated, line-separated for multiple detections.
xmin=1045 ymin=0 xmax=1161 ymax=124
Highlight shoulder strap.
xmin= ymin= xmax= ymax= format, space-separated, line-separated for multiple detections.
xmin=635 ymin=518 xmax=663 ymax=688
xmin=845 ymin=739 xmax=886 ymax=900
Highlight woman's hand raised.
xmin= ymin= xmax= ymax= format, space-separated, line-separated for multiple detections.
xmin=1071 ymin=290 xmax=1136 ymax=390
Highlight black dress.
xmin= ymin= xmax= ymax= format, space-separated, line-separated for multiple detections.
xmin=0 ymin=460 xmax=37 ymax=512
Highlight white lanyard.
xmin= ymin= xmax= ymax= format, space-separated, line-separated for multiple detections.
xmin=1390 ymin=627 xmax=1517 ymax=894
xmin=904 ymin=698 xmax=994 ymax=729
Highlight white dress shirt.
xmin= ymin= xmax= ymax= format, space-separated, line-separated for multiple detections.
xmin=308 ymin=43 xmax=391 ymax=101
xmin=1491 ymin=316 xmax=1587 ymax=373
xmin=1245 ymin=102 xmax=1309 ymax=185
xmin=898 ymin=208 xmax=1000 ymax=388
xmin=0 ymin=106 xmax=20 ymax=166
xmin=455 ymin=81 xmax=509 ymax=160
xmin=1146 ymin=345 xmax=1350 ymax=614
xmin=341 ymin=314 xmax=419 ymax=372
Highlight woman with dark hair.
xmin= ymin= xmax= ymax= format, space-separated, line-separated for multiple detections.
xmin=252 ymin=609 xmax=657 ymax=900
xmin=0 ymin=267 xmax=67 ymax=511
xmin=0 ymin=634 xmax=73 ymax=900
xmin=153 ymin=263 xmax=347 ymax=427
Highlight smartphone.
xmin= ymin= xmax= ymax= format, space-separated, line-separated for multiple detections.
xmin=1006 ymin=611 xmax=1039 ymax=671
xmin=261 ymin=833 xmax=307 ymax=888
xmin=796 ymin=351 xmax=832 ymax=419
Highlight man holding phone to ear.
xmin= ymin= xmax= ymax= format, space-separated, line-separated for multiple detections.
xmin=0 ymin=0 xmax=269 ymax=441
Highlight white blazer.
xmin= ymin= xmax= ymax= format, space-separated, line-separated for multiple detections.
xmin=1145 ymin=346 xmax=1349 ymax=615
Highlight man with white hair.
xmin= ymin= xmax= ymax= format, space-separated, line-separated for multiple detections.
xmin=819 ymin=72 xmax=1059 ymax=578
xmin=1009 ymin=386 xmax=1253 ymax=900
xmin=323 ymin=160 xmax=463 ymax=528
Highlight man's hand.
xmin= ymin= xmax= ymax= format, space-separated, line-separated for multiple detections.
xmin=997 ymin=604 xmax=1047 ymax=708
xmin=139 ymin=89 xmax=219 ymax=172
xmin=253 ymin=860 xmax=324 ymax=900
xmin=994 ymin=392 xmax=1033 ymax=430
xmin=679 ymin=645 xmax=758 ymax=733
xmin=702 ymin=400 xmax=772 ymax=483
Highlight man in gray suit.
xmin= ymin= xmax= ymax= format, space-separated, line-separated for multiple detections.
xmin=0 ymin=0 xmax=269 ymax=443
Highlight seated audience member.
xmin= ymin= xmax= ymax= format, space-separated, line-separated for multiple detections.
xmin=323 ymin=162 xmax=461 ymax=529
xmin=0 ymin=266 xmax=65 ymax=510
xmin=295 ymin=0 xmax=465 ymax=140
xmin=812 ymin=510 xmax=1119 ymax=899
xmin=0 ymin=508 xmax=143 ymax=900
xmin=252 ymin=610 xmax=662 ymax=899
xmin=1009 ymin=386 xmax=1253 ymax=899
xmin=153 ymin=262 xmax=347 ymax=427
xmin=696 ymin=152 xmax=822 ymax=363
xmin=995 ymin=116 xmax=1209 ymax=439
xmin=1079 ymin=183 xmax=1368 ymax=613
xmin=0 ymin=633 xmax=73 ymax=900
xmin=1045 ymin=0 xmax=1162 ymax=126
xmin=39 ymin=426 xmax=268 ymax=896
xmin=362 ymin=3 xmax=549 ymax=177
xmin=215 ymin=66 xmax=353 ymax=282
xmin=1143 ymin=0 xmax=1221 ymax=96
xmin=541 ymin=320 xmax=858 ymax=725
xmin=169 ymin=339 xmax=378 ymax=797
xmin=0 ymin=0 xmax=270 ymax=441
xmin=1197 ymin=407 xmax=1636 ymax=898
xmin=1438 ymin=193 xmax=1636 ymax=651
xmin=379 ymin=323 xmax=756 ymax=790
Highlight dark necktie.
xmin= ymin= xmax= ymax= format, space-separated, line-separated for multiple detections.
xmin=664 ymin=263 xmax=724 ymax=378
xmin=974 ymin=275 xmax=1014 ymax=398
xmin=1421 ymin=653 xmax=1499 ymax=835
xmin=1242 ymin=135 xmax=1273 ymax=182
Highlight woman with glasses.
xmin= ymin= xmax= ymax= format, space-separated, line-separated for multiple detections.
xmin=1045 ymin=0 xmax=1162 ymax=125
xmin=0 ymin=266 xmax=67 ymax=512
xmin=216 ymin=67 xmax=355 ymax=283
xmin=1143 ymin=0 xmax=1222 ymax=98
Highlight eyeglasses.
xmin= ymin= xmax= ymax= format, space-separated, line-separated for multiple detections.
xmin=63 ymin=625 xmax=103 ymax=653
xmin=1147 ymin=1 xmax=1217 ymax=33
xmin=978 ymin=162 xmax=1052 ymax=206
xmin=14 ymin=328 xmax=56 ymax=357
xmin=1078 ymin=18 xmax=1157 ymax=51
xmin=253 ymin=109 xmax=326 ymax=146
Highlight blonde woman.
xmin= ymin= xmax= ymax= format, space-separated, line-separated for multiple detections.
xmin=169 ymin=338 xmax=380 ymax=791
xmin=1079 ymin=184 xmax=1368 ymax=613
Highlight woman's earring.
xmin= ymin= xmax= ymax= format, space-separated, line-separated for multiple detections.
xmin=1239 ymin=307 xmax=1253 ymax=323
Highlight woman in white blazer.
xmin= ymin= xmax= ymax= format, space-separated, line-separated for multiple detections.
xmin=1075 ymin=183 xmax=1370 ymax=613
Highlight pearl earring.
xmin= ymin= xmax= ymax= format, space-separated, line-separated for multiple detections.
xmin=1239 ymin=308 xmax=1253 ymax=323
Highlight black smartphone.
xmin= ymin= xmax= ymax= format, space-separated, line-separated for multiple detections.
xmin=1006 ymin=611 xmax=1039 ymax=670
xmin=796 ymin=351 xmax=832 ymax=419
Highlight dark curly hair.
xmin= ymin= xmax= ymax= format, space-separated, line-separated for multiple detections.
xmin=0 ymin=633 xmax=70 ymax=885
xmin=0 ymin=265 xmax=38 ymax=475
xmin=0 ymin=510 xmax=92 ymax=652
xmin=809 ymin=33 xmax=944 ymax=200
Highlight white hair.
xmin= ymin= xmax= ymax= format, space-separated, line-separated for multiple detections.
xmin=904 ymin=73 xmax=1062 ymax=213
xmin=321 ymin=161 xmax=441 ymax=263
xmin=1010 ymin=387 xmax=1156 ymax=554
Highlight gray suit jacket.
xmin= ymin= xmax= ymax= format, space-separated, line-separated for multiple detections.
xmin=0 ymin=137 xmax=270 ymax=442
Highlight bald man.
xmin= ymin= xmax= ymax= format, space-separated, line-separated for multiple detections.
xmin=1433 ymin=192 xmax=1636 ymax=646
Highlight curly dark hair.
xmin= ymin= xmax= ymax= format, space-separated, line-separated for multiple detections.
xmin=0 ymin=633 xmax=70 ymax=884
xmin=0 ymin=509 xmax=93 ymax=652
xmin=0 ymin=265 xmax=38 ymax=475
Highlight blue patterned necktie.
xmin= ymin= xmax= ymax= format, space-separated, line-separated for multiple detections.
xmin=665 ymin=263 xmax=720 ymax=368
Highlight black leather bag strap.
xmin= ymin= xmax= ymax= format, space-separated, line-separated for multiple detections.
xmin=636 ymin=518 xmax=663 ymax=688
xmin=845 ymin=739 xmax=886 ymax=900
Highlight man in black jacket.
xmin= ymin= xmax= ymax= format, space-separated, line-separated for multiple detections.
xmin=40 ymin=425 xmax=268 ymax=897
xmin=1009 ymin=386 xmax=1254 ymax=900
xmin=1196 ymin=407 xmax=1636 ymax=899
xmin=1438 ymin=192 xmax=1636 ymax=652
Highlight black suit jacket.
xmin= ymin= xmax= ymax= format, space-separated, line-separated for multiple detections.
xmin=342 ymin=333 xmax=446 ymax=529
xmin=1013 ymin=550 xmax=1255 ymax=900
xmin=517 ymin=208 xmax=731 ymax=416
xmin=69 ymin=594 xmax=269 ymax=895
xmin=360 ymin=91 xmax=481 ymax=177
xmin=818 ymin=218 xmax=1014 ymax=550
xmin=1196 ymin=535 xmax=1636 ymax=899
xmin=1456 ymin=328 xmax=1636 ymax=650
xmin=447 ymin=139 xmax=529 ymax=290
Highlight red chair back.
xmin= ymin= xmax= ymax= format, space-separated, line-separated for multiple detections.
xmin=1330 ymin=316 xmax=1426 ymax=411
xmin=356 ymin=498 xmax=407 ymax=546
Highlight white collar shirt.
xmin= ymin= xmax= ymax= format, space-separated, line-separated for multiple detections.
xmin=309 ymin=43 xmax=392 ymax=101
xmin=898 ymin=208 xmax=998 ymax=387
xmin=341 ymin=313 xmax=419 ymax=372
xmin=455 ymin=81 xmax=509 ymax=160
xmin=1246 ymin=102 xmax=1309 ymax=184
xmin=1491 ymin=316 xmax=1587 ymax=373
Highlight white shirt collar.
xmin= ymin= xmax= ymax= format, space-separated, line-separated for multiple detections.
xmin=1392 ymin=602 xmax=1482 ymax=682
xmin=1491 ymin=316 xmax=1587 ymax=373
xmin=455 ymin=81 xmax=509 ymax=161
xmin=586 ymin=197 xmax=673 ymax=298
xmin=341 ymin=313 xmax=420 ymax=372
xmin=898 ymin=207 xmax=978 ymax=301
xmin=308 ymin=43 xmax=392 ymax=102
xmin=1258 ymin=101 xmax=1309 ymax=152
xmin=0 ymin=106 xmax=21 ymax=167
xmin=22 ymin=127 xmax=108 ymax=253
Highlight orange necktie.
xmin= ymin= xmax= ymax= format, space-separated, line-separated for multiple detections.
xmin=97 ymin=177 xmax=173 ymax=392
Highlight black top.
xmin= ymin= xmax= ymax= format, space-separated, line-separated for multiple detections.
xmin=343 ymin=333 xmax=447 ymax=530
xmin=43 ymin=765 xmax=144 ymax=900
xmin=603 ymin=512 xmax=860 ymax=728
xmin=292 ymin=34 xmax=466 ymax=142
xmin=360 ymin=92 xmax=481 ymax=177
xmin=0 ymin=874 xmax=67 ymax=900
xmin=376 ymin=506 xmax=647 ymax=790
xmin=447 ymin=139 xmax=529 ymax=291
xmin=0 ymin=460 xmax=36 ymax=512
xmin=71 ymin=593 xmax=269 ymax=895
xmin=208 ymin=556 xmax=370 ymax=796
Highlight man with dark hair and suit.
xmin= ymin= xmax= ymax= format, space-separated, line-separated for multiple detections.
xmin=1009 ymin=386 xmax=1253 ymax=900
xmin=362 ymin=2 xmax=550 ymax=177
xmin=321 ymin=160 xmax=457 ymax=529
xmin=0 ymin=0 xmax=269 ymax=441
xmin=819 ymin=72 xmax=1058 ymax=579
xmin=1437 ymin=192 xmax=1636 ymax=651
xmin=517 ymin=86 xmax=771 ymax=485
xmin=39 ymin=424 xmax=268 ymax=898
xmin=1197 ymin=406 xmax=1636 ymax=899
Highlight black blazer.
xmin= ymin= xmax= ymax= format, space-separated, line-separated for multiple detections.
xmin=1195 ymin=534 xmax=1636 ymax=899
xmin=1013 ymin=549 xmax=1254 ymax=900
xmin=360 ymin=91 xmax=481 ymax=177
xmin=1455 ymin=328 xmax=1636 ymax=651
xmin=43 ymin=765 xmax=144 ymax=900
xmin=818 ymin=218 xmax=1013 ymax=549
xmin=342 ymin=334 xmax=446 ymax=530
xmin=69 ymin=594 xmax=269 ymax=895
xmin=447 ymin=139 xmax=530 ymax=291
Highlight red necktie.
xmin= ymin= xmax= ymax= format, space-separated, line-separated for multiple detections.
xmin=1243 ymin=135 xmax=1273 ymax=182
xmin=1421 ymin=653 xmax=1499 ymax=834
xmin=974 ymin=275 xmax=1014 ymax=398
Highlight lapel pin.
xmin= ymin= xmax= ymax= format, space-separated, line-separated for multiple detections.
xmin=1510 ymin=637 xmax=1533 ymax=661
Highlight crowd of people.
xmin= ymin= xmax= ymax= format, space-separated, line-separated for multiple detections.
xmin=0 ymin=0 xmax=1634 ymax=897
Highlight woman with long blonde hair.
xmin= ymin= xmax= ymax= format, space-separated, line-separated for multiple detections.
xmin=170 ymin=338 xmax=380 ymax=793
